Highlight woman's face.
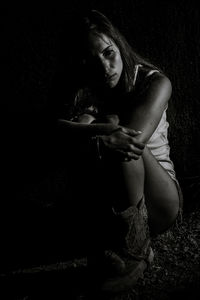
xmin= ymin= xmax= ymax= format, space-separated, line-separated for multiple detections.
xmin=86 ymin=32 xmax=123 ymax=88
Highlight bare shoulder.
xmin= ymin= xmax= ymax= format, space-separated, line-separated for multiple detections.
xmin=148 ymin=72 xmax=172 ymax=98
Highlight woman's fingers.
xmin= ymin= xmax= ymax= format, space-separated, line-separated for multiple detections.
xmin=115 ymin=143 xmax=144 ymax=159
xmin=120 ymin=127 xmax=142 ymax=137
xmin=130 ymin=138 xmax=145 ymax=150
xmin=111 ymin=129 xmax=145 ymax=148
xmin=117 ymin=138 xmax=145 ymax=152
xmin=126 ymin=152 xmax=140 ymax=160
xmin=101 ymin=127 xmax=145 ymax=157
xmin=117 ymin=127 xmax=145 ymax=149
xmin=128 ymin=144 xmax=144 ymax=155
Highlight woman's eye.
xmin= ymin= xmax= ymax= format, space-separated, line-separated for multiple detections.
xmin=104 ymin=49 xmax=114 ymax=57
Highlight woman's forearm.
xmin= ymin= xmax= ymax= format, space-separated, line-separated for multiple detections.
xmin=57 ymin=119 xmax=119 ymax=157
xmin=57 ymin=118 xmax=145 ymax=160
xmin=57 ymin=119 xmax=118 ymax=136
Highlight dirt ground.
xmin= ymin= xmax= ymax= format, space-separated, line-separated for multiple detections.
xmin=1 ymin=204 xmax=200 ymax=300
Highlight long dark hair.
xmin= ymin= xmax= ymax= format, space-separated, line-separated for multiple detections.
xmin=65 ymin=10 xmax=161 ymax=119
xmin=78 ymin=10 xmax=159 ymax=92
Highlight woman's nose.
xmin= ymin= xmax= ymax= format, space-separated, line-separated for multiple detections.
xmin=100 ymin=58 xmax=110 ymax=74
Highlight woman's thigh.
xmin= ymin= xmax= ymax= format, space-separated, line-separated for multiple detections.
xmin=142 ymin=147 xmax=180 ymax=234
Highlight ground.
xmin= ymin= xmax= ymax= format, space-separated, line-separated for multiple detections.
xmin=1 ymin=205 xmax=200 ymax=300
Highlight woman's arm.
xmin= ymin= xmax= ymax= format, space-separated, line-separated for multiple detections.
xmin=58 ymin=117 xmax=145 ymax=160
xmin=122 ymin=73 xmax=172 ymax=144
xmin=57 ymin=119 xmax=119 ymax=135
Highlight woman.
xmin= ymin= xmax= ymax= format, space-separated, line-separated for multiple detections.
xmin=57 ymin=10 xmax=182 ymax=293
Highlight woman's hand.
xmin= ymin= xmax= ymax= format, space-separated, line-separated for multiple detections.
xmin=100 ymin=126 xmax=145 ymax=161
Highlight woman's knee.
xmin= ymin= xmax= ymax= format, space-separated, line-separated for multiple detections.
xmin=147 ymin=195 xmax=180 ymax=235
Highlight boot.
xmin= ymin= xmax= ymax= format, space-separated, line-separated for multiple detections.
xmin=87 ymin=196 xmax=153 ymax=294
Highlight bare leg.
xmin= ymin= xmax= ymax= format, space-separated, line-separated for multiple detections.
xmin=106 ymin=146 xmax=180 ymax=235
xmin=142 ymin=147 xmax=180 ymax=234
xmin=107 ymin=158 xmax=145 ymax=212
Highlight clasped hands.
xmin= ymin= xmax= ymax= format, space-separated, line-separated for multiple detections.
xmin=77 ymin=113 xmax=145 ymax=161
xmin=100 ymin=124 xmax=145 ymax=161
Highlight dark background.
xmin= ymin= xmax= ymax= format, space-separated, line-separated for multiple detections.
xmin=2 ymin=1 xmax=200 ymax=271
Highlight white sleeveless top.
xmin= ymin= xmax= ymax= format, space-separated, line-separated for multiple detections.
xmin=147 ymin=107 xmax=176 ymax=180
xmin=135 ymin=65 xmax=176 ymax=180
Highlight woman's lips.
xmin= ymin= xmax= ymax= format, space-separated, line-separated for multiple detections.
xmin=106 ymin=73 xmax=117 ymax=81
